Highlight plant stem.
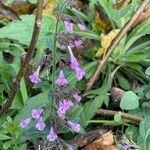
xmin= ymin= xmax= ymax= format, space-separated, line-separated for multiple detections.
xmin=0 ymin=0 xmax=43 ymax=116
xmin=52 ymin=20 xmax=59 ymax=89
xmin=96 ymin=109 xmax=143 ymax=123
xmin=85 ymin=0 xmax=150 ymax=91
xmin=51 ymin=0 xmax=68 ymax=89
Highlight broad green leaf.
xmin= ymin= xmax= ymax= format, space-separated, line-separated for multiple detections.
xmin=20 ymin=127 xmax=47 ymax=141
xmin=15 ymin=91 xmax=49 ymax=121
xmin=145 ymin=67 xmax=150 ymax=76
xmin=120 ymin=91 xmax=139 ymax=110
xmin=0 ymin=15 xmax=56 ymax=48
xmin=79 ymin=92 xmax=108 ymax=127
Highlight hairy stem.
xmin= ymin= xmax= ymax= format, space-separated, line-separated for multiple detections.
xmin=0 ymin=0 xmax=43 ymax=116
xmin=85 ymin=0 xmax=150 ymax=91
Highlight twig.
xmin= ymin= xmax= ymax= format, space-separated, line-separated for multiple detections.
xmin=0 ymin=0 xmax=43 ymax=116
xmin=96 ymin=109 xmax=143 ymax=123
xmin=85 ymin=0 xmax=150 ymax=91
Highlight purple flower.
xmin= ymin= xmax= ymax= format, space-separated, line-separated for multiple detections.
xmin=74 ymin=39 xmax=83 ymax=47
xmin=31 ymin=109 xmax=43 ymax=120
xmin=57 ymin=99 xmax=74 ymax=119
xmin=57 ymin=109 xmax=65 ymax=119
xmin=75 ymin=67 xmax=85 ymax=80
xmin=67 ymin=121 xmax=81 ymax=132
xmin=64 ymin=21 xmax=73 ymax=33
xmin=77 ymin=23 xmax=86 ymax=31
xmin=119 ymin=144 xmax=130 ymax=150
xmin=68 ymin=43 xmax=75 ymax=49
xmin=55 ymin=70 xmax=68 ymax=86
xmin=73 ymin=93 xmax=81 ymax=102
xmin=35 ymin=117 xmax=46 ymax=131
xmin=68 ymin=46 xmax=79 ymax=70
xmin=29 ymin=66 xmax=41 ymax=84
xmin=47 ymin=127 xmax=58 ymax=142
xmin=20 ymin=118 xmax=31 ymax=128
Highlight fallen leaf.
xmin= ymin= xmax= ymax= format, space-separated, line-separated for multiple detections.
xmin=96 ymin=29 xmax=120 ymax=57
xmin=94 ymin=4 xmax=112 ymax=32
xmin=83 ymin=131 xmax=117 ymax=150
xmin=42 ymin=0 xmax=56 ymax=16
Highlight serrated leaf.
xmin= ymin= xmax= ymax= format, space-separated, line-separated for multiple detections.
xmin=120 ymin=91 xmax=139 ymax=110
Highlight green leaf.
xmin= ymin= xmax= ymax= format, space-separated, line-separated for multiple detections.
xmin=125 ymin=18 xmax=150 ymax=51
xmin=76 ymin=31 xmax=99 ymax=40
xmin=120 ymin=91 xmax=139 ymax=110
xmin=145 ymin=67 xmax=150 ymax=76
xmin=79 ymin=92 xmax=108 ymax=127
xmin=15 ymin=91 xmax=49 ymax=121
xmin=20 ymin=78 xmax=28 ymax=105
xmin=20 ymin=127 xmax=47 ymax=141
xmin=3 ymin=140 xmax=12 ymax=150
xmin=117 ymin=74 xmax=131 ymax=90
xmin=0 ymin=15 xmax=56 ymax=48
xmin=0 ymin=134 xmax=11 ymax=140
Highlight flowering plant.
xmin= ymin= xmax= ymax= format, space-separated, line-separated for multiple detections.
xmin=19 ymin=0 xmax=87 ymax=148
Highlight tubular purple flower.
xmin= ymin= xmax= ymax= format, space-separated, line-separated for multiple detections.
xmin=35 ymin=117 xmax=46 ymax=131
xmin=73 ymin=93 xmax=81 ymax=102
xmin=64 ymin=21 xmax=73 ymax=33
xmin=67 ymin=121 xmax=81 ymax=132
xmin=57 ymin=109 xmax=65 ymax=119
xmin=31 ymin=109 xmax=44 ymax=120
xmin=75 ymin=67 xmax=85 ymax=80
xmin=77 ymin=23 xmax=86 ymax=32
xmin=55 ymin=70 xmax=68 ymax=86
xmin=47 ymin=127 xmax=58 ymax=142
xmin=20 ymin=118 xmax=31 ymax=128
xmin=74 ymin=39 xmax=83 ymax=47
xmin=68 ymin=46 xmax=79 ymax=70
xmin=29 ymin=66 xmax=41 ymax=84
xmin=57 ymin=99 xmax=74 ymax=119
xmin=68 ymin=43 xmax=75 ymax=49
